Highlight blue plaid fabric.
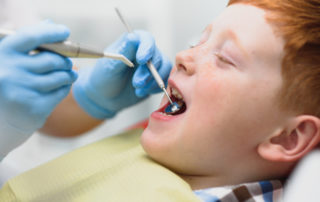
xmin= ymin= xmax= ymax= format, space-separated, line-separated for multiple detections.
xmin=194 ymin=180 xmax=283 ymax=202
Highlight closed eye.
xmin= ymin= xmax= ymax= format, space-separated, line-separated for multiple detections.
xmin=214 ymin=52 xmax=235 ymax=66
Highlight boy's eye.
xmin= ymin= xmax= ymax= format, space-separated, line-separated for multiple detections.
xmin=214 ymin=52 xmax=234 ymax=66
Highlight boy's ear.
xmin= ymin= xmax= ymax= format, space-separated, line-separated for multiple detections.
xmin=258 ymin=116 xmax=320 ymax=162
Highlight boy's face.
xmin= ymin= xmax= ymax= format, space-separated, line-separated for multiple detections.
xmin=141 ymin=4 xmax=287 ymax=177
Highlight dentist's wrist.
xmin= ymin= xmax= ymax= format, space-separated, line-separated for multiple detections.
xmin=72 ymin=84 xmax=117 ymax=120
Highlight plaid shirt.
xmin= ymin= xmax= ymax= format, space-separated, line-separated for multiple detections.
xmin=194 ymin=180 xmax=283 ymax=202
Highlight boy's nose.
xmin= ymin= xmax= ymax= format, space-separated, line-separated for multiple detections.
xmin=175 ymin=49 xmax=196 ymax=76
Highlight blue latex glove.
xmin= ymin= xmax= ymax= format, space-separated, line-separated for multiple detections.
xmin=73 ymin=30 xmax=172 ymax=119
xmin=0 ymin=21 xmax=77 ymax=157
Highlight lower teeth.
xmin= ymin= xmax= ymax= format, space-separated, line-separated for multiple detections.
xmin=160 ymin=112 xmax=173 ymax=116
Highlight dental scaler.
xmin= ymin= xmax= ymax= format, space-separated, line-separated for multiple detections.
xmin=0 ymin=29 xmax=134 ymax=67
xmin=115 ymin=7 xmax=181 ymax=114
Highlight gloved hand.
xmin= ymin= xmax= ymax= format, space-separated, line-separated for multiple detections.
xmin=73 ymin=30 xmax=172 ymax=119
xmin=0 ymin=21 xmax=77 ymax=158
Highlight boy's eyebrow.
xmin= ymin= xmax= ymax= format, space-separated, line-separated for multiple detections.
xmin=223 ymin=29 xmax=249 ymax=59
xmin=202 ymin=24 xmax=249 ymax=60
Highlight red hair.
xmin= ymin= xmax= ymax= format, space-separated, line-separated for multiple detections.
xmin=228 ymin=0 xmax=320 ymax=117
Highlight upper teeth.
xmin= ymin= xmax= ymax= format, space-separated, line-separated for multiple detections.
xmin=171 ymin=87 xmax=183 ymax=100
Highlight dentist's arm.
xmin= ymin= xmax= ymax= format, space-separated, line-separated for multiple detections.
xmin=0 ymin=21 xmax=77 ymax=158
xmin=40 ymin=31 xmax=172 ymax=137
xmin=39 ymin=92 xmax=104 ymax=137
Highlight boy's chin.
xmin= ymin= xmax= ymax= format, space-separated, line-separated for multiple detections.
xmin=140 ymin=127 xmax=158 ymax=155
xmin=140 ymin=127 xmax=153 ymax=152
xmin=140 ymin=127 xmax=170 ymax=160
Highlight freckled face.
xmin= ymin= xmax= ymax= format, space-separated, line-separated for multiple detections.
xmin=141 ymin=4 xmax=286 ymax=176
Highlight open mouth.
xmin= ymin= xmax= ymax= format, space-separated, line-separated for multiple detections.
xmin=158 ymin=86 xmax=187 ymax=116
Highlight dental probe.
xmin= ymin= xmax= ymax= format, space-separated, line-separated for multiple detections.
xmin=0 ymin=29 xmax=134 ymax=67
xmin=115 ymin=7 xmax=179 ymax=112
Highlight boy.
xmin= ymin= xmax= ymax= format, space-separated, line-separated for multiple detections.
xmin=1 ymin=0 xmax=320 ymax=201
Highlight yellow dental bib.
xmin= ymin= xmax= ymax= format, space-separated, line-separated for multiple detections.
xmin=0 ymin=129 xmax=200 ymax=202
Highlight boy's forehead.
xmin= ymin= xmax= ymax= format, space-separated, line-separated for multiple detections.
xmin=211 ymin=4 xmax=264 ymax=28
xmin=206 ymin=4 xmax=284 ymax=62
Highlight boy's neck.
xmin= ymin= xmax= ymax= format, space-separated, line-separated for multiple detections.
xmin=178 ymin=174 xmax=233 ymax=190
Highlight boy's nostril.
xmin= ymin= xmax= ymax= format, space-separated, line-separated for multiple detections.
xmin=178 ymin=63 xmax=187 ymax=72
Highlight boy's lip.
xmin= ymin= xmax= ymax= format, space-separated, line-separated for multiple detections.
xmin=150 ymin=78 xmax=187 ymax=122
xmin=168 ymin=79 xmax=184 ymax=100
xmin=168 ymin=78 xmax=188 ymax=107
